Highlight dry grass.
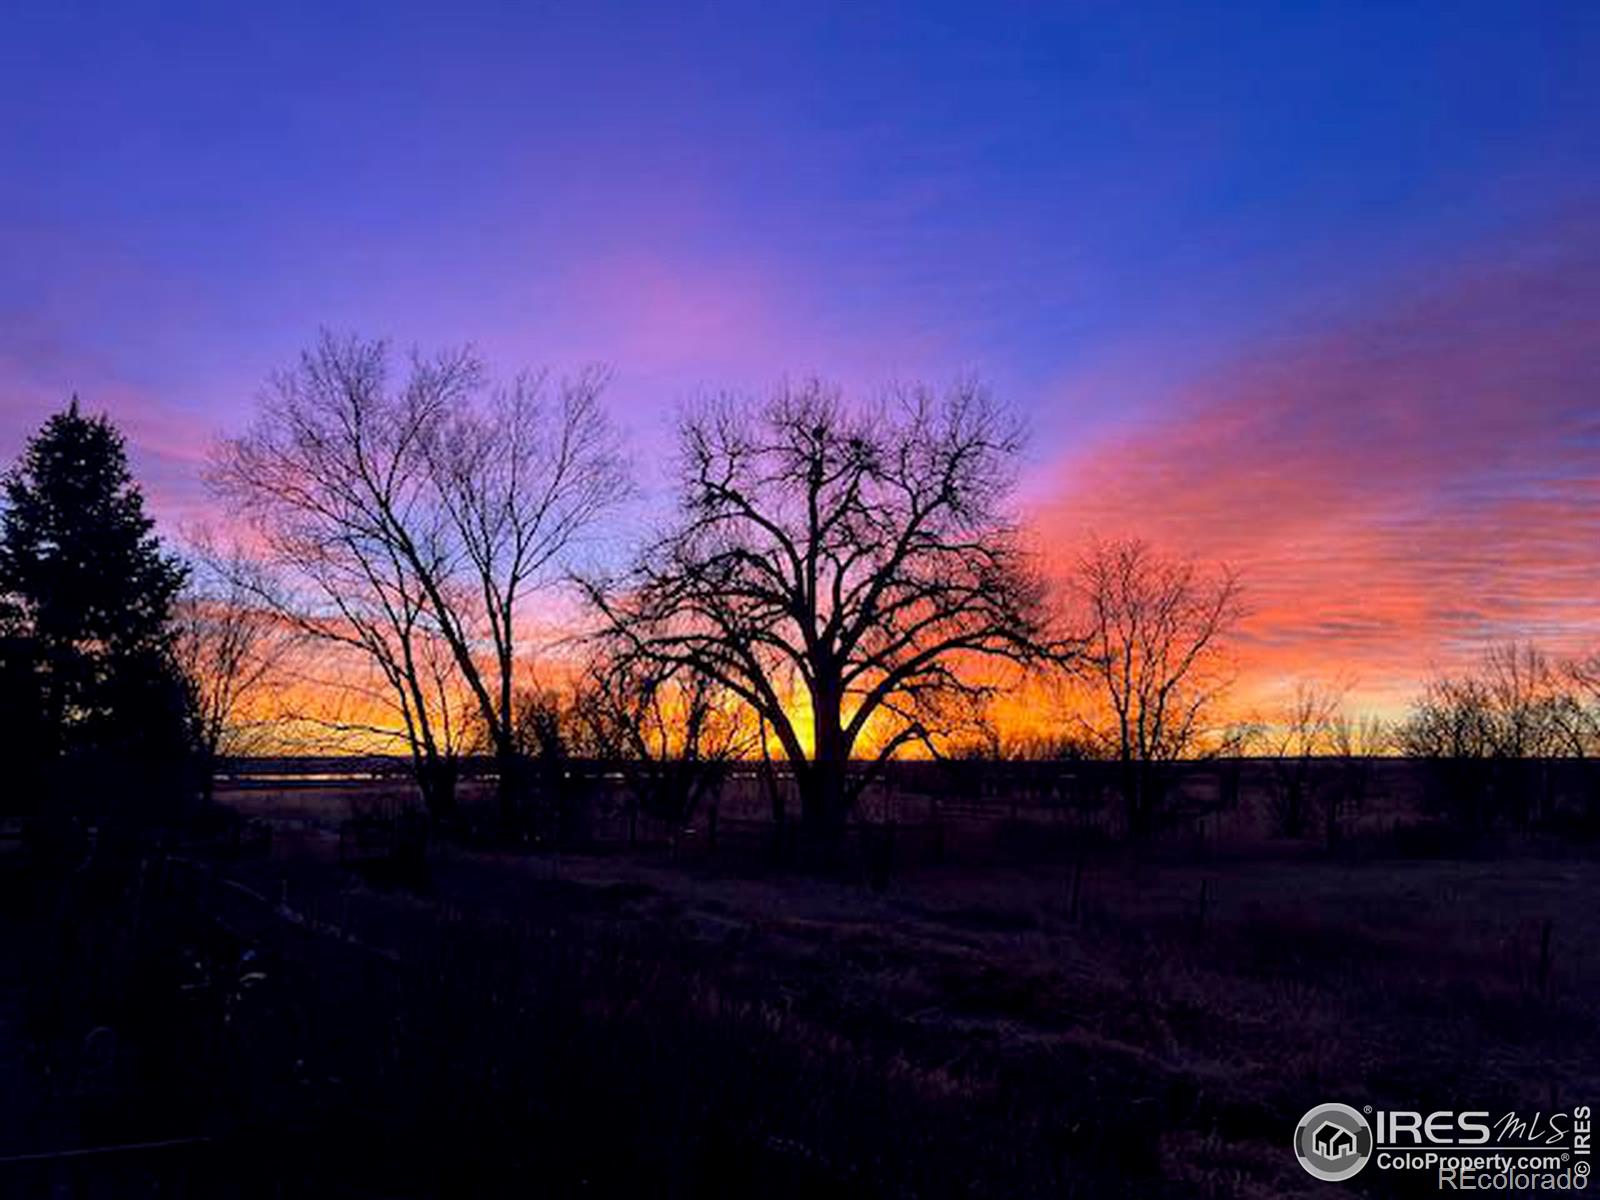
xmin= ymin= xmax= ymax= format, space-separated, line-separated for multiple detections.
xmin=8 ymin=783 xmax=1598 ymax=1197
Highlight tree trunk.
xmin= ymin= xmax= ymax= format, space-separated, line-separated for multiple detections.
xmin=496 ymin=738 xmax=526 ymax=837
xmin=1120 ymin=756 xmax=1143 ymax=837
xmin=415 ymin=754 xmax=458 ymax=822
xmin=804 ymin=757 xmax=848 ymax=847
xmin=198 ymin=744 xmax=217 ymax=806
xmin=805 ymin=683 xmax=849 ymax=854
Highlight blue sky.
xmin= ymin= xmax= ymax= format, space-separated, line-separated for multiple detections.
xmin=2 ymin=1 xmax=1597 ymax=707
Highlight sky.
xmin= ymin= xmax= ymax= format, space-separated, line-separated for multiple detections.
xmin=2 ymin=1 xmax=1597 ymax=719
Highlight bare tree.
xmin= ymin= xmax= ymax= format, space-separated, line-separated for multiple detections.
xmin=1480 ymin=643 xmax=1571 ymax=758
xmin=1559 ymin=653 xmax=1600 ymax=827
xmin=1399 ymin=675 xmax=1494 ymax=760
xmin=1072 ymin=537 xmax=1243 ymax=835
xmin=586 ymin=381 xmax=1054 ymax=845
xmin=508 ymin=681 xmax=574 ymax=762
xmin=573 ymin=652 xmax=754 ymax=837
xmin=1262 ymin=680 xmax=1342 ymax=839
xmin=420 ymin=363 xmax=627 ymax=818
xmin=207 ymin=468 xmax=471 ymax=815
xmin=211 ymin=337 xmax=480 ymax=815
xmin=275 ymin=632 xmax=475 ymax=767
xmin=1399 ymin=643 xmax=1572 ymax=828
xmin=1330 ymin=711 xmax=1390 ymax=759
xmin=1561 ymin=652 xmax=1600 ymax=756
xmin=1400 ymin=644 xmax=1570 ymax=760
xmin=212 ymin=333 xmax=626 ymax=821
xmin=172 ymin=548 xmax=296 ymax=798
xmin=1327 ymin=709 xmax=1389 ymax=841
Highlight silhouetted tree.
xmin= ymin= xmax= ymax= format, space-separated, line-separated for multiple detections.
xmin=1328 ymin=709 xmax=1389 ymax=841
xmin=0 ymin=400 xmax=190 ymax=811
xmin=1400 ymin=643 xmax=1572 ymax=828
xmin=172 ymin=547 xmax=296 ymax=799
xmin=0 ymin=608 xmax=48 ymax=810
xmin=1560 ymin=652 xmax=1600 ymax=828
xmin=1562 ymin=652 xmax=1600 ymax=756
xmin=573 ymin=652 xmax=753 ymax=834
xmin=212 ymin=333 xmax=626 ymax=822
xmin=210 ymin=355 xmax=470 ymax=817
xmin=1072 ymin=537 xmax=1242 ymax=835
xmin=587 ymin=382 xmax=1053 ymax=846
xmin=420 ymin=352 xmax=627 ymax=822
xmin=1262 ymin=680 xmax=1342 ymax=838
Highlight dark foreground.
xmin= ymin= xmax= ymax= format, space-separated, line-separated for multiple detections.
xmin=2 ymin=789 xmax=1596 ymax=1198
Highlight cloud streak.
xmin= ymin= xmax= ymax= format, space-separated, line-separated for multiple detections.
xmin=1033 ymin=208 xmax=1600 ymax=714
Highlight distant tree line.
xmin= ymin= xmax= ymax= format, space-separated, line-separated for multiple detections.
xmin=1395 ymin=642 xmax=1600 ymax=832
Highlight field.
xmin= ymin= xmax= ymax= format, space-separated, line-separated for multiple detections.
xmin=4 ymin=765 xmax=1598 ymax=1197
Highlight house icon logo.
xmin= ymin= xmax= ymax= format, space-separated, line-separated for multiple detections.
xmin=1314 ymin=1121 xmax=1357 ymax=1159
xmin=1294 ymin=1103 xmax=1373 ymax=1181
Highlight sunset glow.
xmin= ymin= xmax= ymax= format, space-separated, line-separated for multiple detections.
xmin=3 ymin=3 xmax=1597 ymax=737
xmin=7 ymin=12 xmax=1600 ymax=1193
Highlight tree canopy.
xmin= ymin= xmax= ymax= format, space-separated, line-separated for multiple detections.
xmin=588 ymin=381 xmax=1055 ymax=840
xmin=0 ymin=400 xmax=189 ymax=786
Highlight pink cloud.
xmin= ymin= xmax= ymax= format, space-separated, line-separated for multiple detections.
xmin=1032 ymin=207 xmax=1600 ymax=716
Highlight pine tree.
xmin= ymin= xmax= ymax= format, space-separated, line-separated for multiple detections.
xmin=0 ymin=399 xmax=189 ymax=783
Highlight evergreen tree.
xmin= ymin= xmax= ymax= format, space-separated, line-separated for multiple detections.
xmin=0 ymin=400 xmax=190 ymax=800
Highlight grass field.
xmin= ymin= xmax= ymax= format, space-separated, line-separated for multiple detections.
xmin=5 ymin=773 xmax=1597 ymax=1196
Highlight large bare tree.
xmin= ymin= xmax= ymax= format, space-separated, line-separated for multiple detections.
xmin=420 ymin=361 xmax=626 ymax=811
xmin=587 ymin=381 xmax=1053 ymax=842
xmin=1072 ymin=537 xmax=1243 ymax=834
xmin=212 ymin=332 xmax=626 ymax=818
xmin=209 ymin=363 xmax=472 ymax=816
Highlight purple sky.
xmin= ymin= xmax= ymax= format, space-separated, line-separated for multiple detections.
xmin=3 ymin=1 xmax=1597 ymax=711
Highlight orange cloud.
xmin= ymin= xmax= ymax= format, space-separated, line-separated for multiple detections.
xmin=1031 ymin=207 xmax=1600 ymax=719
